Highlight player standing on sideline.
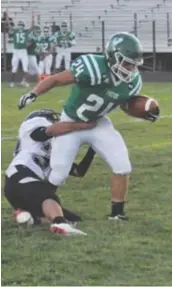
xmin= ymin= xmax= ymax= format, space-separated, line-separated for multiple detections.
xmin=18 ymin=32 xmax=160 ymax=222
xmin=4 ymin=109 xmax=96 ymax=236
xmin=55 ymin=21 xmax=76 ymax=71
xmin=39 ymin=26 xmax=56 ymax=80
xmin=9 ymin=21 xmax=30 ymax=88
xmin=27 ymin=25 xmax=41 ymax=82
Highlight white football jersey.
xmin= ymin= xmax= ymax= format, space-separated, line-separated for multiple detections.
xmin=6 ymin=117 xmax=52 ymax=180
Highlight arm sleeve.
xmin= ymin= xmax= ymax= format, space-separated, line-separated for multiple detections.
xmin=30 ymin=127 xmax=52 ymax=141
xmin=19 ymin=117 xmax=51 ymax=139
xmin=69 ymin=147 xmax=96 ymax=177
xmin=70 ymin=54 xmax=100 ymax=86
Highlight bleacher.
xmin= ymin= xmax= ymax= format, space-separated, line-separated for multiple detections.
xmin=1 ymin=0 xmax=172 ymax=52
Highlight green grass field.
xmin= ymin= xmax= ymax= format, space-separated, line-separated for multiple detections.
xmin=1 ymin=82 xmax=172 ymax=286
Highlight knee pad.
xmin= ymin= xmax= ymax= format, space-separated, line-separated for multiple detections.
xmin=48 ymin=166 xmax=70 ymax=186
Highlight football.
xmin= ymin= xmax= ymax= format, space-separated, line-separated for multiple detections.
xmin=121 ymin=95 xmax=159 ymax=118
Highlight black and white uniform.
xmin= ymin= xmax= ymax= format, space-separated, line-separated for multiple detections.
xmin=4 ymin=116 xmax=58 ymax=218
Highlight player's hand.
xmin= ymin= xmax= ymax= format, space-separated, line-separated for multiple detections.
xmin=144 ymin=106 xmax=160 ymax=122
xmin=18 ymin=92 xmax=37 ymax=110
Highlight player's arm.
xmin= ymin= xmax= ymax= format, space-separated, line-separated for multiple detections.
xmin=8 ymin=26 xmax=14 ymax=36
xmin=18 ymin=70 xmax=76 ymax=109
xmin=30 ymin=121 xmax=96 ymax=141
xmin=18 ymin=55 xmax=98 ymax=109
xmin=69 ymin=147 xmax=96 ymax=177
xmin=68 ymin=32 xmax=76 ymax=47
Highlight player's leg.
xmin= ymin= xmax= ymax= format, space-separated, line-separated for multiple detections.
xmin=28 ymin=55 xmax=40 ymax=82
xmin=38 ymin=58 xmax=45 ymax=80
xmin=44 ymin=54 xmax=53 ymax=75
xmin=20 ymin=50 xmax=29 ymax=87
xmin=49 ymin=132 xmax=82 ymax=186
xmin=87 ymin=117 xmax=132 ymax=220
xmin=55 ymin=51 xmax=63 ymax=72
xmin=64 ymin=50 xmax=71 ymax=70
xmin=4 ymin=165 xmax=85 ymax=235
xmin=10 ymin=50 xmax=19 ymax=87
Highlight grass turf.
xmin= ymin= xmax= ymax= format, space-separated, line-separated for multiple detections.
xmin=1 ymin=82 xmax=172 ymax=286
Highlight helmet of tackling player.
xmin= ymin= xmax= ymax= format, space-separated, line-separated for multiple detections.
xmin=43 ymin=26 xmax=50 ymax=37
xmin=25 ymin=109 xmax=60 ymax=122
xmin=105 ymin=32 xmax=143 ymax=83
xmin=61 ymin=21 xmax=68 ymax=33
xmin=18 ymin=20 xmax=25 ymax=31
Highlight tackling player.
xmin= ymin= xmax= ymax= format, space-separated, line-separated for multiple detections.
xmin=27 ymin=25 xmax=41 ymax=82
xmin=18 ymin=32 xmax=160 ymax=222
xmin=9 ymin=21 xmax=30 ymax=88
xmin=4 ymin=109 xmax=96 ymax=236
xmin=55 ymin=21 xmax=76 ymax=71
xmin=39 ymin=26 xmax=55 ymax=80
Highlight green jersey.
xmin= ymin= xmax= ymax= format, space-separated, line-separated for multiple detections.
xmin=64 ymin=54 xmax=142 ymax=122
xmin=55 ymin=31 xmax=75 ymax=48
xmin=12 ymin=28 xmax=28 ymax=49
xmin=27 ymin=32 xmax=41 ymax=55
xmin=39 ymin=35 xmax=56 ymax=53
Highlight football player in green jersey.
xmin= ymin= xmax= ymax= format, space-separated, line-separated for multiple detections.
xmin=55 ymin=21 xmax=76 ymax=71
xmin=9 ymin=20 xmax=30 ymax=88
xmin=27 ymin=25 xmax=41 ymax=81
xmin=19 ymin=32 xmax=160 ymax=222
xmin=39 ymin=26 xmax=55 ymax=79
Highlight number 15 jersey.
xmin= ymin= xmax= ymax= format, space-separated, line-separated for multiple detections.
xmin=64 ymin=54 xmax=142 ymax=122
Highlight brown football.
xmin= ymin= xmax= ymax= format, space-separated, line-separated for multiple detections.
xmin=122 ymin=95 xmax=159 ymax=118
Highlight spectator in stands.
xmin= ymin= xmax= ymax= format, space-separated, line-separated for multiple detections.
xmin=1 ymin=11 xmax=14 ymax=33
xmin=51 ymin=21 xmax=60 ymax=34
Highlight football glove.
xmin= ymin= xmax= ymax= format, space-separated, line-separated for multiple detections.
xmin=18 ymin=92 xmax=37 ymax=110
xmin=144 ymin=106 xmax=160 ymax=122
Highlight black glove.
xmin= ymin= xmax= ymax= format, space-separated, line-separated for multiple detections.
xmin=144 ymin=106 xmax=160 ymax=122
xmin=18 ymin=92 xmax=37 ymax=110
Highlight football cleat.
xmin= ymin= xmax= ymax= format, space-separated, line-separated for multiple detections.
xmin=14 ymin=209 xmax=34 ymax=225
xmin=20 ymin=80 xmax=30 ymax=88
xmin=50 ymin=223 xmax=87 ymax=236
xmin=9 ymin=82 xmax=15 ymax=88
xmin=108 ymin=213 xmax=129 ymax=221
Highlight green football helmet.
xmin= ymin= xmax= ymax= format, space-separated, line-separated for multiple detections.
xmin=105 ymin=32 xmax=143 ymax=83
xmin=61 ymin=21 xmax=68 ymax=34
xmin=33 ymin=24 xmax=41 ymax=36
xmin=43 ymin=26 xmax=50 ymax=37
xmin=18 ymin=20 xmax=25 ymax=31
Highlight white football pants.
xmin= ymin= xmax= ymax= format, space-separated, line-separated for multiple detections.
xmin=48 ymin=111 xmax=132 ymax=186
xmin=11 ymin=49 xmax=28 ymax=73
xmin=55 ymin=48 xmax=71 ymax=70
xmin=28 ymin=55 xmax=40 ymax=75
xmin=39 ymin=54 xmax=53 ymax=74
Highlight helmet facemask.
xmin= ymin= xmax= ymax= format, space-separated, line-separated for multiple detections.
xmin=61 ymin=22 xmax=68 ymax=34
xmin=111 ymin=51 xmax=143 ymax=83
xmin=34 ymin=26 xmax=41 ymax=36
xmin=18 ymin=21 xmax=24 ymax=31
xmin=43 ymin=28 xmax=50 ymax=37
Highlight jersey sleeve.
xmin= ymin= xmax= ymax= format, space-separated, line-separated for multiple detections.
xmin=128 ymin=72 xmax=143 ymax=97
xmin=27 ymin=32 xmax=34 ymax=42
xmin=19 ymin=117 xmax=51 ymax=138
xmin=70 ymin=54 xmax=102 ymax=86
xmin=69 ymin=32 xmax=75 ymax=40
xmin=50 ymin=35 xmax=56 ymax=45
